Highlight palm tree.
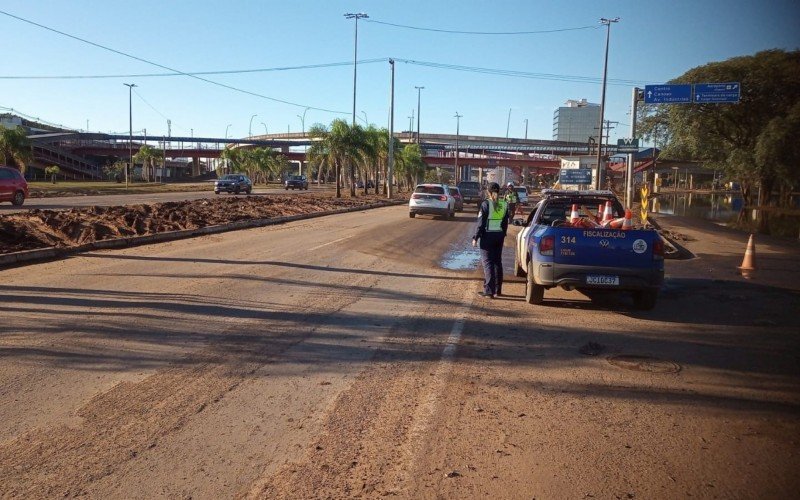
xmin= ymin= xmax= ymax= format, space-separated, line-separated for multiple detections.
xmin=307 ymin=119 xmax=367 ymax=198
xmin=360 ymin=125 xmax=381 ymax=195
xmin=399 ymin=143 xmax=427 ymax=190
xmin=133 ymin=144 xmax=163 ymax=182
xmin=0 ymin=126 xmax=33 ymax=174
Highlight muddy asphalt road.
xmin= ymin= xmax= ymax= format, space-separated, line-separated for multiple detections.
xmin=1 ymin=204 xmax=798 ymax=499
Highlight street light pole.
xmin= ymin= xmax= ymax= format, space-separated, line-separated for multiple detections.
xmin=454 ymin=112 xmax=462 ymax=184
xmin=123 ymin=83 xmax=137 ymax=189
xmin=361 ymin=111 xmax=368 ymax=126
xmin=595 ymin=17 xmax=620 ymax=190
xmin=261 ymin=122 xmax=268 ymax=134
xmin=344 ymin=12 xmax=368 ymax=126
xmin=297 ymin=107 xmax=309 ymax=136
xmin=506 ymin=108 xmax=512 ymax=138
xmin=415 ymin=86 xmax=424 ymax=144
xmin=387 ymin=59 xmax=395 ymax=199
xmin=524 ymin=118 xmax=529 ymax=140
xmin=249 ymin=114 xmax=257 ymax=137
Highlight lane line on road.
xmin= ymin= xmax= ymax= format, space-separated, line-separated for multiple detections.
xmin=401 ymin=284 xmax=475 ymax=488
xmin=308 ymin=235 xmax=354 ymax=252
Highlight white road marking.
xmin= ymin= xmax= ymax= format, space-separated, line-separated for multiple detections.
xmin=401 ymin=284 xmax=475 ymax=486
xmin=308 ymin=235 xmax=353 ymax=252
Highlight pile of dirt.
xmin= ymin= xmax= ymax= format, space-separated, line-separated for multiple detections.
xmin=0 ymin=194 xmax=397 ymax=254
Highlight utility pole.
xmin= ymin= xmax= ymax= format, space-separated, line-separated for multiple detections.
xmin=415 ymin=86 xmax=424 ymax=144
xmin=626 ymin=87 xmax=641 ymax=208
xmin=344 ymin=12 xmax=368 ymax=126
xmin=388 ymin=59 xmax=395 ymax=199
xmin=506 ymin=108 xmax=512 ymax=138
xmin=249 ymin=114 xmax=257 ymax=137
xmin=524 ymin=118 xmax=529 ymax=140
xmin=123 ymin=83 xmax=137 ymax=189
xmin=595 ymin=17 xmax=620 ymax=190
xmin=454 ymin=112 xmax=462 ymax=184
xmin=409 ymin=109 xmax=414 ymax=137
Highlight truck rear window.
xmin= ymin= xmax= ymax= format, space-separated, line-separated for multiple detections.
xmin=538 ymin=198 xmax=621 ymax=226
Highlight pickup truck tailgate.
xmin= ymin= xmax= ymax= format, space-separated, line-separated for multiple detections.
xmin=553 ymin=228 xmax=658 ymax=269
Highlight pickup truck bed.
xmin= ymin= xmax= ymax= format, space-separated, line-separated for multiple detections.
xmin=515 ymin=190 xmax=664 ymax=309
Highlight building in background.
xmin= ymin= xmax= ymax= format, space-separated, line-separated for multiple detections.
xmin=552 ymin=99 xmax=600 ymax=143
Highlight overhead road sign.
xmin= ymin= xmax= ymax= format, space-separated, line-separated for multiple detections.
xmin=617 ymin=138 xmax=640 ymax=153
xmin=695 ymin=82 xmax=740 ymax=103
xmin=644 ymin=84 xmax=692 ymax=104
xmin=559 ymin=168 xmax=592 ymax=185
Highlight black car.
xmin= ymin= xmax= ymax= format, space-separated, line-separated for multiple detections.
xmin=457 ymin=181 xmax=484 ymax=205
xmin=215 ymin=174 xmax=252 ymax=194
xmin=285 ymin=175 xmax=309 ymax=190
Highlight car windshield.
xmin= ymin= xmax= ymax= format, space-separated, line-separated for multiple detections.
xmin=290 ymin=176 xmax=304 ymax=180
xmin=515 ymin=187 xmax=527 ymax=194
xmin=221 ymin=175 xmax=238 ymax=180
xmin=415 ymin=185 xmax=445 ymax=195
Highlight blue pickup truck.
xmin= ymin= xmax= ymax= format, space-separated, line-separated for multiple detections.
xmin=513 ymin=190 xmax=664 ymax=309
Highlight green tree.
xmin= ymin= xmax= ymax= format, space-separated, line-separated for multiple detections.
xmin=306 ymin=119 xmax=367 ymax=198
xmin=44 ymin=165 xmax=60 ymax=184
xmin=398 ymin=143 xmax=427 ymax=190
xmin=0 ymin=126 xmax=33 ymax=174
xmin=133 ymin=144 xmax=163 ymax=182
xmin=637 ymin=49 xmax=800 ymax=231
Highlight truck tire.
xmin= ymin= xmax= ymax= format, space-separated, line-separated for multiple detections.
xmin=633 ymin=289 xmax=658 ymax=310
xmin=514 ymin=258 xmax=526 ymax=277
xmin=525 ymin=265 xmax=544 ymax=304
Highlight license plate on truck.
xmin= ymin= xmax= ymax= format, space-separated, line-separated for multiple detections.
xmin=586 ymin=275 xmax=620 ymax=285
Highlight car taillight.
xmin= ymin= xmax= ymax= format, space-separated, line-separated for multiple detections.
xmin=539 ymin=236 xmax=554 ymax=256
xmin=438 ymin=195 xmax=447 ymax=201
xmin=412 ymin=194 xmax=422 ymax=199
xmin=653 ymin=238 xmax=665 ymax=260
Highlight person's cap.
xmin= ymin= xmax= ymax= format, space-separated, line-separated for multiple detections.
xmin=488 ymin=182 xmax=500 ymax=193
xmin=507 ymin=182 xmax=514 ymax=187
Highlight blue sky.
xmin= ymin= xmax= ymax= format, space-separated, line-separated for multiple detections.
xmin=1 ymin=0 xmax=798 ymax=144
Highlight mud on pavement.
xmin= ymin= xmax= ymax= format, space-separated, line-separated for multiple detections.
xmin=0 ymin=194 xmax=397 ymax=254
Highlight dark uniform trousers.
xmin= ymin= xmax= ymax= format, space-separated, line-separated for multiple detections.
xmin=480 ymin=243 xmax=503 ymax=295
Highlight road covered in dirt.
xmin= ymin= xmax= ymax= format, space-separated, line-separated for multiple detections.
xmin=0 ymin=204 xmax=798 ymax=498
xmin=0 ymin=193 xmax=396 ymax=254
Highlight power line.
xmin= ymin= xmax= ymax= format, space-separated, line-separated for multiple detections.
xmin=0 ymin=9 xmax=349 ymax=115
xmin=366 ymin=18 xmax=599 ymax=35
xmin=393 ymin=58 xmax=652 ymax=86
xmin=0 ymin=59 xmax=387 ymax=80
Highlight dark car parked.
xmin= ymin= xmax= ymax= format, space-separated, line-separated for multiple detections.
xmin=285 ymin=175 xmax=309 ymax=190
xmin=214 ymin=174 xmax=252 ymax=194
xmin=0 ymin=166 xmax=28 ymax=206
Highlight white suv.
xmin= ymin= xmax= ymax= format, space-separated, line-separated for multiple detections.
xmin=408 ymin=183 xmax=456 ymax=219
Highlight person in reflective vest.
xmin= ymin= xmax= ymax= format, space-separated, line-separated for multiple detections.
xmin=472 ymin=182 xmax=508 ymax=298
xmin=504 ymin=182 xmax=519 ymax=222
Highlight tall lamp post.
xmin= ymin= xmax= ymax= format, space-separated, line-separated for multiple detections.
xmin=595 ymin=16 xmax=620 ymax=189
xmin=249 ymin=114 xmax=257 ymax=137
xmin=344 ymin=12 xmax=368 ymax=126
xmin=360 ymin=111 xmax=368 ymax=126
xmin=224 ymin=124 xmax=232 ymax=174
xmin=261 ymin=122 xmax=268 ymax=134
xmin=523 ymin=118 xmax=529 ymax=140
xmin=123 ymin=83 xmax=137 ymax=189
xmin=505 ymin=108 xmax=512 ymax=138
xmin=415 ymin=86 xmax=424 ymax=143
xmin=297 ymin=107 xmax=309 ymax=135
xmin=454 ymin=112 xmax=462 ymax=184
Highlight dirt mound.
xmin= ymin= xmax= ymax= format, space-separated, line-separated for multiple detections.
xmin=0 ymin=195 xmax=395 ymax=254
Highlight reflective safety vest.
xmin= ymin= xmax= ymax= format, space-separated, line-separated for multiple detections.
xmin=505 ymin=190 xmax=519 ymax=204
xmin=486 ymin=199 xmax=508 ymax=232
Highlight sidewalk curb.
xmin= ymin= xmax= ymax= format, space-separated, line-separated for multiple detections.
xmin=0 ymin=200 xmax=405 ymax=269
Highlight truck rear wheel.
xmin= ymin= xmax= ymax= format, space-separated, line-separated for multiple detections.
xmin=525 ymin=265 xmax=544 ymax=304
xmin=633 ymin=289 xmax=658 ymax=310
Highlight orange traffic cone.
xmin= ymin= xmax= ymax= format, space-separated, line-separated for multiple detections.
xmin=606 ymin=217 xmax=625 ymax=229
xmin=596 ymin=204 xmax=604 ymax=223
xmin=737 ymin=234 xmax=756 ymax=279
xmin=621 ymin=209 xmax=633 ymax=230
xmin=569 ymin=204 xmax=580 ymax=223
xmin=602 ymin=201 xmax=614 ymax=224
